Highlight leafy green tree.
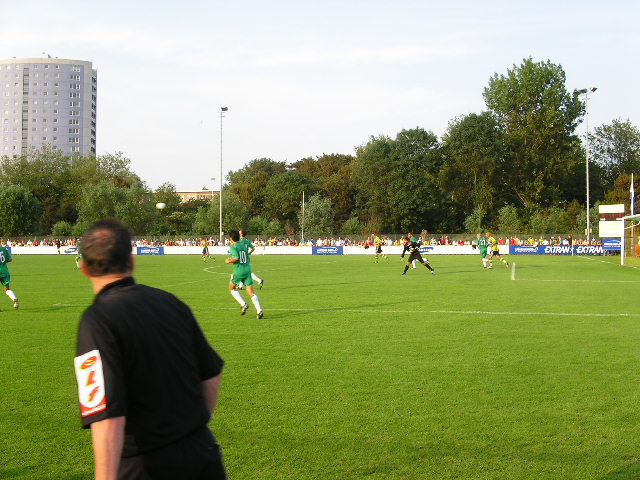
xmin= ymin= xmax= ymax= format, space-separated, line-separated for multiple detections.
xmin=529 ymin=207 xmax=571 ymax=234
xmin=262 ymin=170 xmax=314 ymax=229
xmin=603 ymin=173 xmax=639 ymax=214
xmin=227 ymin=158 xmax=287 ymax=215
xmin=192 ymin=201 xmax=218 ymax=236
xmin=353 ymin=128 xmax=443 ymax=232
xmin=463 ymin=206 xmax=486 ymax=233
xmin=483 ymin=58 xmax=584 ymax=208
xmin=497 ymin=204 xmax=521 ymax=234
xmin=299 ymin=194 xmax=334 ymax=238
xmin=440 ymin=112 xmax=506 ymax=221
xmin=51 ymin=221 xmax=73 ymax=237
xmin=341 ymin=216 xmax=362 ymax=235
xmin=0 ymin=185 xmax=41 ymax=236
xmin=248 ymin=216 xmax=269 ymax=236
xmin=264 ymin=219 xmax=283 ymax=238
xmin=589 ymin=118 xmax=640 ymax=190
xmin=75 ymin=181 xmax=154 ymax=235
xmin=223 ymin=191 xmax=250 ymax=232
xmin=292 ymin=154 xmax=356 ymax=226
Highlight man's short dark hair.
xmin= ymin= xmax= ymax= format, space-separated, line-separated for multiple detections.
xmin=81 ymin=219 xmax=132 ymax=276
xmin=229 ymin=230 xmax=240 ymax=242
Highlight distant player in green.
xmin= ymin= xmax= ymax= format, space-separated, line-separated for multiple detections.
xmin=0 ymin=244 xmax=19 ymax=309
xmin=476 ymin=233 xmax=490 ymax=268
xmin=486 ymin=232 xmax=509 ymax=268
xmin=75 ymin=239 xmax=82 ymax=269
xmin=226 ymin=230 xmax=264 ymax=319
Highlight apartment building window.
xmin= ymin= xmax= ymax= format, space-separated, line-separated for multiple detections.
xmin=69 ymin=119 xmax=79 ymax=125
xmin=69 ymin=128 xmax=79 ymax=134
xmin=71 ymin=146 xmax=80 ymax=152
xmin=70 ymin=110 xmax=79 ymax=116
xmin=69 ymin=137 xmax=79 ymax=143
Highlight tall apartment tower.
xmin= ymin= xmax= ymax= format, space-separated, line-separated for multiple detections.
xmin=0 ymin=54 xmax=97 ymax=156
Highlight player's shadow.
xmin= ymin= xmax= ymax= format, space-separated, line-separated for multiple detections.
xmin=600 ymin=461 xmax=640 ymax=479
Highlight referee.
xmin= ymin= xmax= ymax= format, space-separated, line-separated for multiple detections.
xmin=74 ymin=219 xmax=226 ymax=479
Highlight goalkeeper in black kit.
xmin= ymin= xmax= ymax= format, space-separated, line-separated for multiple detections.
xmin=401 ymin=235 xmax=435 ymax=275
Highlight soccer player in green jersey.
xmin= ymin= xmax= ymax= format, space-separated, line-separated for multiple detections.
xmin=486 ymin=232 xmax=509 ymax=268
xmin=75 ymin=239 xmax=82 ymax=269
xmin=239 ymin=230 xmax=264 ymax=289
xmin=476 ymin=233 xmax=490 ymax=268
xmin=0 ymin=244 xmax=19 ymax=309
xmin=226 ymin=230 xmax=264 ymax=319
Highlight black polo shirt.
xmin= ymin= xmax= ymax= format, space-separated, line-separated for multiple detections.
xmin=74 ymin=277 xmax=223 ymax=457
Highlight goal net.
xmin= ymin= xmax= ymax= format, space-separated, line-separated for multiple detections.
xmin=621 ymin=215 xmax=640 ymax=266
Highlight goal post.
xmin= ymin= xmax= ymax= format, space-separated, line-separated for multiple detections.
xmin=620 ymin=214 xmax=640 ymax=266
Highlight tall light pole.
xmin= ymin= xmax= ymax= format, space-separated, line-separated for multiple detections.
xmin=219 ymin=107 xmax=228 ymax=242
xmin=577 ymin=87 xmax=597 ymax=242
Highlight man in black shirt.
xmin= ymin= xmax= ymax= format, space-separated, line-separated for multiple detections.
xmin=402 ymin=235 xmax=435 ymax=275
xmin=74 ymin=219 xmax=226 ymax=479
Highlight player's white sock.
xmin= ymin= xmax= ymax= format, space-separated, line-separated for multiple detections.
xmin=6 ymin=289 xmax=17 ymax=301
xmin=482 ymin=258 xmax=489 ymax=268
xmin=250 ymin=294 xmax=262 ymax=313
xmin=251 ymin=272 xmax=262 ymax=283
xmin=412 ymin=260 xmax=416 ymax=269
xmin=230 ymin=289 xmax=245 ymax=306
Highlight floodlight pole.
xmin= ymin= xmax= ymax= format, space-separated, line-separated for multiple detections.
xmin=219 ymin=107 xmax=228 ymax=243
xmin=577 ymin=88 xmax=597 ymax=244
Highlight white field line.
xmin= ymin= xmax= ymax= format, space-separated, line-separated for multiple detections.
xmin=511 ymin=262 xmax=516 ymax=281
xmin=203 ymin=307 xmax=640 ymax=318
xmin=49 ymin=303 xmax=638 ymax=318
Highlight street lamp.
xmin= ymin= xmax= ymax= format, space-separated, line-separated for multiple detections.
xmin=576 ymin=87 xmax=597 ymax=242
xmin=219 ymin=107 xmax=228 ymax=243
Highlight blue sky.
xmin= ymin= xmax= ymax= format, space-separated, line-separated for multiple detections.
xmin=1 ymin=0 xmax=638 ymax=191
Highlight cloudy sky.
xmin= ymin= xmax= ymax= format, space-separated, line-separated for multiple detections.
xmin=1 ymin=0 xmax=638 ymax=191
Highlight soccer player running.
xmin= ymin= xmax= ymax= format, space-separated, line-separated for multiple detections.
xmin=239 ymin=230 xmax=264 ymax=289
xmin=476 ymin=233 xmax=490 ymax=268
xmin=226 ymin=230 xmax=264 ymax=319
xmin=373 ymin=233 xmax=388 ymax=263
xmin=200 ymin=238 xmax=213 ymax=262
xmin=400 ymin=232 xmax=417 ymax=269
xmin=486 ymin=232 xmax=509 ymax=268
xmin=0 ymin=243 xmax=19 ymax=309
xmin=401 ymin=235 xmax=435 ymax=275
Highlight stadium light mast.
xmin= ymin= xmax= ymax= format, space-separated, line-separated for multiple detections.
xmin=219 ymin=107 xmax=228 ymax=243
xmin=577 ymin=87 xmax=597 ymax=243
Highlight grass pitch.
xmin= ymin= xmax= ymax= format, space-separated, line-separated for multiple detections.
xmin=1 ymin=253 xmax=640 ymax=479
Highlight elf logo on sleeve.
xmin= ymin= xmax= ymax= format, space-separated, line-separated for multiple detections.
xmin=74 ymin=350 xmax=107 ymax=417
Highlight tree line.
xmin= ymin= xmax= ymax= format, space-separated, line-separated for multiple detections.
xmin=1 ymin=58 xmax=639 ymax=238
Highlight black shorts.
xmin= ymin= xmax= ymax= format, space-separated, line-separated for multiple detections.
xmin=118 ymin=427 xmax=226 ymax=480
xmin=376 ymin=245 xmax=382 ymax=254
xmin=490 ymin=250 xmax=501 ymax=257
xmin=202 ymin=247 xmax=209 ymax=255
xmin=408 ymin=251 xmax=424 ymax=263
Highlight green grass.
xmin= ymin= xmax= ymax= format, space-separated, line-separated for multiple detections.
xmin=1 ymin=253 xmax=640 ymax=479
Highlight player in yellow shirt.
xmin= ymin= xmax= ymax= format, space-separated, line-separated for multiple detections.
xmin=373 ymin=233 xmax=388 ymax=263
xmin=486 ymin=232 xmax=509 ymax=268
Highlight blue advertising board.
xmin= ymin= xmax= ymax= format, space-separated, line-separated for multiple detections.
xmin=602 ymin=238 xmax=622 ymax=251
xmin=509 ymin=245 xmax=604 ymax=255
xmin=137 ymin=246 xmax=164 ymax=255
xmin=312 ymin=246 xmax=343 ymax=255
xmin=419 ymin=246 xmax=434 ymax=254
xmin=63 ymin=246 xmax=77 ymax=254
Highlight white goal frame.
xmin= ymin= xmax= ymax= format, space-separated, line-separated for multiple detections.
xmin=620 ymin=214 xmax=640 ymax=265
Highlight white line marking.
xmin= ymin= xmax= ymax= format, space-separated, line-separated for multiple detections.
xmin=207 ymin=306 xmax=640 ymax=318
xmin=511 ymin=262 xmax=516 ymax=281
